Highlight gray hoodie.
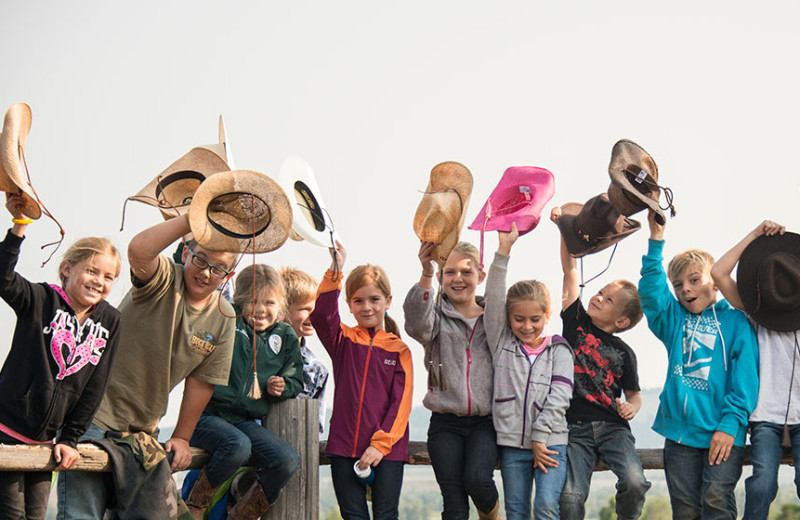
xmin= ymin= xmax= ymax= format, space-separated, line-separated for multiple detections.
xmin=403 ymin=283 xmax=494 ymax=416
xmin=485 ymin=252 xmax=574 ymax=448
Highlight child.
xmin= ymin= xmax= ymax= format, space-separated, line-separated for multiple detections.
xmin=485 ymin=224 xmax=574 ymax=520
xmin=550 ymin=207 xmax=651 ymax=520
xmin=639 ymin=211 xmax=759 ymax=519
xmin=403 ymin=240 xmax=501 ymax=520
xmin=58 ymin=213 xmax=237 ymax=519
xmin=710 ymin=219 xmax=793 ymax=520
xmin=280 ymin=266 xmax=329 ymax=435
xmin=310 ymin=241 xmax=413 ymax=519
xmin=186 ymin=264 xmax=304 ymax=518
xmin=0 ymin=194 xmax=121 ymax=519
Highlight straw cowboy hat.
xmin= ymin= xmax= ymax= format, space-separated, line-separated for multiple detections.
xmin=607 ymin=139 xmax=675 ymax=226
xmin=737 ymin=232 xmax=800 ymax=332
xmin=188 ymin=170 xmax=293 ymax=254
xmin=413 ymin=161 xmax=473 ymax=266
xmin=277 ymin=156 xmax=340 ymax=248
xmin=127 ymin=115 xmax=234 ymax=219
xmin=0 ymin=103 xmax=41 ymax=219
xmin=469 ymin=166 xmax=555 ymax=236
xmin=556 ymin=193 xmax=641 ymax=258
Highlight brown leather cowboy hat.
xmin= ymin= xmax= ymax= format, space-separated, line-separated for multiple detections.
xmin=413 ymin=161 xmax=473 ymax=266
xmin=737 ymin=232 xmax=800 ymax=332
xmin=188 ymin=170 xmax=293 ymax=254
xmin=607 ymin=139 xmax=675 ymax=226
xmin=0 ymin=103 xmax=41 ymax=219
xmin=556 ymin=193 xmax=641 ymax=258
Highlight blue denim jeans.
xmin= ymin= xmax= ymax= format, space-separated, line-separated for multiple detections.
xmin=189 ymin=413 xmax=299 ymax=503
xmin=56 ymin=423 xmax=109 ymax=520
xmin=663 ymin=438 xmax=746 ymax=520
xmin=500 ymin=445 xmax=567 ymax=520
xmin=427 ymin=413 xmax=499 ymax=519
xmin=0 ymin=431 xmax=51 ymax=520
xmin=744 ymin=422 xmax=800 ymax=520
xmin=559 ymin=421 xmax=650 ymax=520
xmin=329 ymin=455 xmax=405 ymax=519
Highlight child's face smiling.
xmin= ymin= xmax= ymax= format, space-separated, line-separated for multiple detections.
xmin=347 ymin=284 xmax=392 ymax=330
xmin=586 ymin=283 xmax=629 ymax=332
xmin=241 ymin=288 xmax=281 ymax=332
xmin=671 ymin=267 xmax=717 ymax=314
xmin=287 ymin=300 xmax=316 ymax=338
xmin=181 ymin=246 xmax=235 ymax=306
xmin=439 ymin=252 xmax=484 ymax=307
xmin=61 ymin=254 xmax=118 ymax=311
xmin=508 ymin=300 xmax=549 ymax=348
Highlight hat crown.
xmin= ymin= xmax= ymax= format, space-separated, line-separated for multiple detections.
xmin=757 ymin=252 xmax=800 ymax=311
xmin=575 ymin=196 xmax=619 ymax=243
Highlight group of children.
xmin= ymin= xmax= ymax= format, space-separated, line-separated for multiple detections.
xmin=1 ymin=174 xmax=799 ymax=520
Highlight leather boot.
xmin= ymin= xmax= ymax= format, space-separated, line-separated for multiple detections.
xmin=477 ymin=499 xmax=501 ymax=520
xmin=227 ymin=480 xmax=272 ymax=520
xmin=185 ymin=469 xmax=217 ymax=520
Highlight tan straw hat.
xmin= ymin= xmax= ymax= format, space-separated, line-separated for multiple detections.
xmin=127 ymin=115 xmax=233 ymax=219
xmin=0 ymin=103 xmax=41 ymax=219
xmin=188 ymin=170 xmax=293 ymax=254
xmin=413 ymin=161 xmax=473 ymax=266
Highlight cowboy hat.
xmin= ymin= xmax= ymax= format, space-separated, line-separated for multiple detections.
xmin=468 ymin=166 xmax=555 ymax=236
xmin=127 ymin=115 xmax=233 ymax=219
xmin=556 ymin=193 xmax=641 ymax=258
xmin=188 ymin=170 xmax=293 ymax=254
xmin=737 ymin=232 xmax=800 ymax=332
xmin=0 ymin=103 xmax=41 ymax=219
xmin=413 ymin=161 xmax=473 ymax=266
xmin=607 ymin=139 xmax=674 ymax=226
xmin=277 ymin=156 xmax=340 ymax=248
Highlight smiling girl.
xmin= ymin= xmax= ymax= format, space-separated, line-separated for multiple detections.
xmin=311 ymin=241 xmax=413 ymax=519
xmin=0 ymin=194 xmax=121 ymax=519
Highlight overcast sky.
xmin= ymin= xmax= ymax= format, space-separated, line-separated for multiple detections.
xmin=1 ymin=1 xmax=799 ymax=431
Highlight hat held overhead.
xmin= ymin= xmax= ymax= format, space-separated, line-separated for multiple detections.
xmin=189 ymin=170 xmax=293 ymax=254
xmin=555 ymin=193 xmax=641 ymax=258
xmin=413 ymin=161 xmax=473 ymax=266
xmin=0 ymin=103 xmax=41 ymax=220
xmin=278 ymin=155 xmax=340 ymax=248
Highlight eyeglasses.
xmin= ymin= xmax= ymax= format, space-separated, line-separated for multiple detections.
xmin=187 ymin=248 xmax=232 ymax=279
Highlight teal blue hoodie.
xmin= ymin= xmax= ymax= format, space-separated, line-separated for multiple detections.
xmin=639 ymin=239 xmax=759 ymax=448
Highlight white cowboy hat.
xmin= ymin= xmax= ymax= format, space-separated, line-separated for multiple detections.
xmin=277 ymin=156 xmax=339 ymax=248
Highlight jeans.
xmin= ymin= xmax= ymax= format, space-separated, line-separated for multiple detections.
xmin=744 ymin=422 xmax=800 ymax=520
xmin=427 ymin=413 xmax=499 ymax=519
xmin=559 ymin=421 xmax=650 ymax=520
xmin=500 ymin=445 xmax=567 ymax=520
xmin=329 ymin=456 xmax=405 ymax=520
xmin=57 ymin=423 xmax=109 ymax=520
xmin=0 ymin=434 xmax=51 ymax=520
xmin=189 ymin=413 xmax=299 ymax=503
xmin=663 ymin=438 xmax=746 ymax=520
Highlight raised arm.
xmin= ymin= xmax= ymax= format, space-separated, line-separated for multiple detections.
xmin=128 ymin=214 xmax=192 ymax=284
xmin=551 ymin=207 xmax=579 ymax=310
xmin=485 ymin=224 xmax=519 ymax=354
xmin=710 ymin=220 xmax=785 ymax=310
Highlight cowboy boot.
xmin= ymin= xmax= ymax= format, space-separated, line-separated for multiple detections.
xmin=227 ymin=480 xmax=272 ymax=520
xmin=477 ymin=499 xmax=501 ymax=520
xmin=185 ymin=469 xmax=218 ymax=520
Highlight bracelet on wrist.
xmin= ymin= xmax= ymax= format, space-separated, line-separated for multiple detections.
xmin=421 ymin=272 xmax=434 ymax=278
xmin=11 ymin=218 xmax=33 ymax=225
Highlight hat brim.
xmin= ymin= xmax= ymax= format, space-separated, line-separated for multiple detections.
xmin=737 ymin=232 xmax=800 ymax=331
xmin=278 ymin=156 xmax=339 ymax=248
xmin=189 ymin=170 xmax=293 ymax=254
xmin=608 ymin=139 xmax=665 ymax=225
xmin=556 ymin=201 xmax=641 ymax=258
xmin=0 ymin=103 xmax=41 ymax=219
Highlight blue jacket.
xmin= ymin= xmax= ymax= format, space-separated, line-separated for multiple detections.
xmin=639 ymin=239 xmax=759 ymax=448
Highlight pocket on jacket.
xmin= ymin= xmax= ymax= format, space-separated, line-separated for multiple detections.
xmin=493 ymin=395 xmax=517 ymax=423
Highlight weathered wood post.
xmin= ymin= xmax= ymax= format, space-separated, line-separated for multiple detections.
xmin=263 ymin=398 xmax=320 ymax=520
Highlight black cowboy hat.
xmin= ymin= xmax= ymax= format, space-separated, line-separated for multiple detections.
xmin=556 ymin=193 xmax=641 ymax=258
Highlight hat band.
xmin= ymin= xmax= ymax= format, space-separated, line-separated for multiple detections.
xmin=294 ymin=180 xmax=327 ymax=232
xmin=206 ymin=192 xmax=271 ymax=239
xmin=154 ymin=170 xmax=206 ymax=206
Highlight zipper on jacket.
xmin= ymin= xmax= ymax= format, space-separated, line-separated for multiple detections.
xmin=352 ymin=332 xmax=375 ymax=457
xmin=465 ymin=324 xmax=477 ymax=416
xmin=36 ymin=383 xmax=61 ymax=439
xmin=520 ymin=344 xmax=544 ymax=448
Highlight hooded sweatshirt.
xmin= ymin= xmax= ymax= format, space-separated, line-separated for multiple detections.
xmin=639 ymin=239 xmax=759 ymax=448
xmin=485 ymin=253 xmax=574 ymax=448
xmin=403 ymin=284 xmax=493 ymax=416
xmin=311 ymin=270 xmax=413 ymax=462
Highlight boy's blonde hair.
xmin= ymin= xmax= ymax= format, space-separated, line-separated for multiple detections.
xmin=506 ymin=280 xmax=551 ymax=317
xmin=611 ymin=279 xmax=643 ymax=331
xmin=233 ymin=264 xmax=285 ymax=312
xmin=345 ymin=264 xmax=400 ymax=338
xmin=447 ymin=242 xmax=482 ymax=272
xmin=280 ymin=267 xmax=318 ymax=306
xmin=59 ymin=237 xmax=121 ymax=286
xmin=667 ymin=249 xmax=715 ymax=283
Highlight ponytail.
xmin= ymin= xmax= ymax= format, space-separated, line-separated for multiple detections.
xmin=384 ymin=312 xmax=401 ymax=338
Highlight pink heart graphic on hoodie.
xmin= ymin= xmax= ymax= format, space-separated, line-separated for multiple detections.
xmin=50 ymin=320 xmax=105 ymax=380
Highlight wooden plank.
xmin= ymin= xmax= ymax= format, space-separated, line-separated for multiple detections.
xmin=0 ymin=444 xmax=210 ymax=472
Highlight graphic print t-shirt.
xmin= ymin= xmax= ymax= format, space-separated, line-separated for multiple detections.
xmin=561 ymin=298 xmax=640 ymax=426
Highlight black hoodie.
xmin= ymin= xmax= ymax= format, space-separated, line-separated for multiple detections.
xmin=0 ymin=230 xmax=120 ymax=447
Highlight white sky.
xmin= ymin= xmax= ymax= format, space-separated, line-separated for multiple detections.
xmin=1 ymin=1 xmax=799 ymax=431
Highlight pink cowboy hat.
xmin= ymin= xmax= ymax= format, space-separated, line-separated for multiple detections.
xmin=469 ymin=166 xmax=555 ymax=235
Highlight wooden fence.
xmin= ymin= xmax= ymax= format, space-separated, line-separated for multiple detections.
xmin=0 ymin=399 xmax=795 ymax=519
